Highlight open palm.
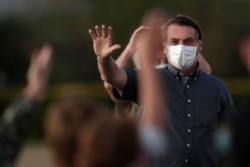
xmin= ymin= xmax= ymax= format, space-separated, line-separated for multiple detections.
xmin=89 ymin=25 xmax=121 ymax=58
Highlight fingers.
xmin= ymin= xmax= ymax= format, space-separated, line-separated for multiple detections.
xmin=30 ymin=44 xmax=52 ymax=66
xmin=108 ymin=26 xmax=113 ymax=41
xmin=29 ymin=44 xmax=53 ymax=80
xmin=141 ymin=9 xmax=167 ymax=28
xmin=95 ymin=25 xmax=102 ymax=37
xmin=134 ymin=26 xmax=149 ymax=34
xmin=37 ymin=44 xmax=53 ymax=66
xmin=89 ymin=25 xmax=110 ymax=40
xmin=25 ymin=44 xmax=53 ymax=101
xmin=130 ymin=26 xmax=149 ymax=43
xmin=138 ymin=9 xmax=169 ymax=67
xmin=110 ymin=44 xmax=121 ymax=51
xmin=102 ymin=25 xmax=108 ymax=38
xmin=89 ymin=29 xmax=96 ymax=40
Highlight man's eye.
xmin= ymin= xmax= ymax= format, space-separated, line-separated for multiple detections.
xmin=185 ymin=39 xmax=195 ymax=45
xmin=169 ymin=41 xmax=177 ymax=45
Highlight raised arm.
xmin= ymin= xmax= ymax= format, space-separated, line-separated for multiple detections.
xmin=24 ymin=44 xmax=53 ymax=101
xmin=137 ymin=10 xmax=168 ymax=156
xmin=104 ymin=26 xmax=148 ymax=103
xmin=116 ymin=26 xmax=148 ymax=67
xmin=89 ymin=25 xmax=127 ymax=90
xmin=0 ymin=44 xmax=53 ymax=166
xmin=137 ymin=11 xmax=167 ymax=130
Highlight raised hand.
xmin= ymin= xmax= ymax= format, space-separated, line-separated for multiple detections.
xmin=25 ymin=44 xmax=53 ymax=101
xmin=126 ymin=26 xmax=149 ymax=55
xmin=138 ymin=9 xmax=169 ymax=127
xmin=137 ymin=10 xmax=166 ymax=68
xmin=89 ymin=25 xmax=121 ymax=59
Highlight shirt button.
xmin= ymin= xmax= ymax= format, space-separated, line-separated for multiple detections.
xmin=188 ymin=129 xmax=191 ymax=133
xmin=185 ymin=159 xmax=189 ymax=163
xmin=187 ymin=143 xmax=191 ymax=147
xmin=187 ymin=114 xmax=191 ymax=117
xmin=187 ymin=85 xmax=190 ymax=88
xmin=187 ymin=99 xmax=191 ymax=103
xmin=176 ymin=77 xmax=179 ymax=80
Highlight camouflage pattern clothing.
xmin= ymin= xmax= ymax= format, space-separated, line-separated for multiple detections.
xmin=0 ymin=97 xmax=40 ymax=167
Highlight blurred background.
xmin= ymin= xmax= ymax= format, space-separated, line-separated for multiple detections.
xmin=0 ymin=0 xmax=250 ymax=166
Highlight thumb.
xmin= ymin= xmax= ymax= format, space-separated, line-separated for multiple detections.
xmin=109 ymin=44 xmax=121 ymax=52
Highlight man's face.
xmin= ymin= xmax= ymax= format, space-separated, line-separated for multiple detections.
xmin=163 ymin=24 xmax=202 ymax=55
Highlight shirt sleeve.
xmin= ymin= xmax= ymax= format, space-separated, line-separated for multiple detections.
xmin=218 ymin=80 xmax=236 ymax=124
xmin=0 ymin=96 xmax=40 ymax=167
xmin=112 ymin=67 xmax=138 ymax=103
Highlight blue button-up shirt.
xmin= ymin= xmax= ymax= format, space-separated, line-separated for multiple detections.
xmin=113 ymin=64 xmax=235 ymax=167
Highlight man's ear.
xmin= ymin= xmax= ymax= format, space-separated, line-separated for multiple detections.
xmin=198 ymin=40 xmax=202 ymax=53
xmin=163 ymin=43 xmax=168 ymax=55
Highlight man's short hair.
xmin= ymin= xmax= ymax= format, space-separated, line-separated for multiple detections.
xmin=161 ymin=14 xmax=203 ymax=41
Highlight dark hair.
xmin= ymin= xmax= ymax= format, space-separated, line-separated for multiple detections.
xmin=43 ymin=94 xmax=108 ymax=167
xmin=79 ymin=116 xmax=139 ymax=167
xmin=161 ymin=14 xmax=202 ymax=41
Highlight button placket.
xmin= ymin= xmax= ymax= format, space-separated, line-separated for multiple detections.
xmin=185 ymin=81 xmax=193 ymax=165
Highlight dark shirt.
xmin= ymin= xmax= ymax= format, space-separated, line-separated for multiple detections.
xmin=113 ymin=65 xmax=235 ymax=167
xmin=0 ymin=97 xmax=40 ymax=167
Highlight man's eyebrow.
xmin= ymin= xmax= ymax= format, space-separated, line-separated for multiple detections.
xmin=168 ymin=38 xmax=179 ymax=41
xmin=184 ymin=37 xmax=196 ymax=41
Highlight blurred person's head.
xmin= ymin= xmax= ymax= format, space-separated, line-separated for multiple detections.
xmin=77 ymin=116 xmax=140 ymax=167
xmin=238 ymin=35 xmax=250 ymax=73
xmin=161 ymin=15 xmax=203 ymax=72
xmin=43 ymin=93 xmax=108 ymax=167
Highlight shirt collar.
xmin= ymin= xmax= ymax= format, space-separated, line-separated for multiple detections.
xmin=167 ymin=62 xmax=199 ymax=80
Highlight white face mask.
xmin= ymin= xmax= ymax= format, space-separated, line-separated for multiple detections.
xmin=167 ymin=45 xmax=197 ymax=70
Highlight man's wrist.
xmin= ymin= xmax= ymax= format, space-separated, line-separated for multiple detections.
xmin=23 ymin=84 xmax=47 ymax=102
xmin=97 ymin=56 xmax=112 ymax=64
xmin=124 ymin=45 xmax=134 ymax=57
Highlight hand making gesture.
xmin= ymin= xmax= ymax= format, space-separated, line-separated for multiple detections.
xmin=89 ymin=25 xmax=121 ymax=59
xmin=126 ymin=26 xmax=149 ymax=56
xmin=25 ymin=44 xmax=53 ymax=101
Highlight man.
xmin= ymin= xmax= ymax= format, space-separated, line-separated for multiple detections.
xmin=104 ymin=25 xmax=211 ymax=119
xmin=89 ymin=14 xmax=234 ymax=167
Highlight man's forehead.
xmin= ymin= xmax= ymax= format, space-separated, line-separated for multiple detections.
xmin=165 ymin=24 xmax=197 ymax=39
